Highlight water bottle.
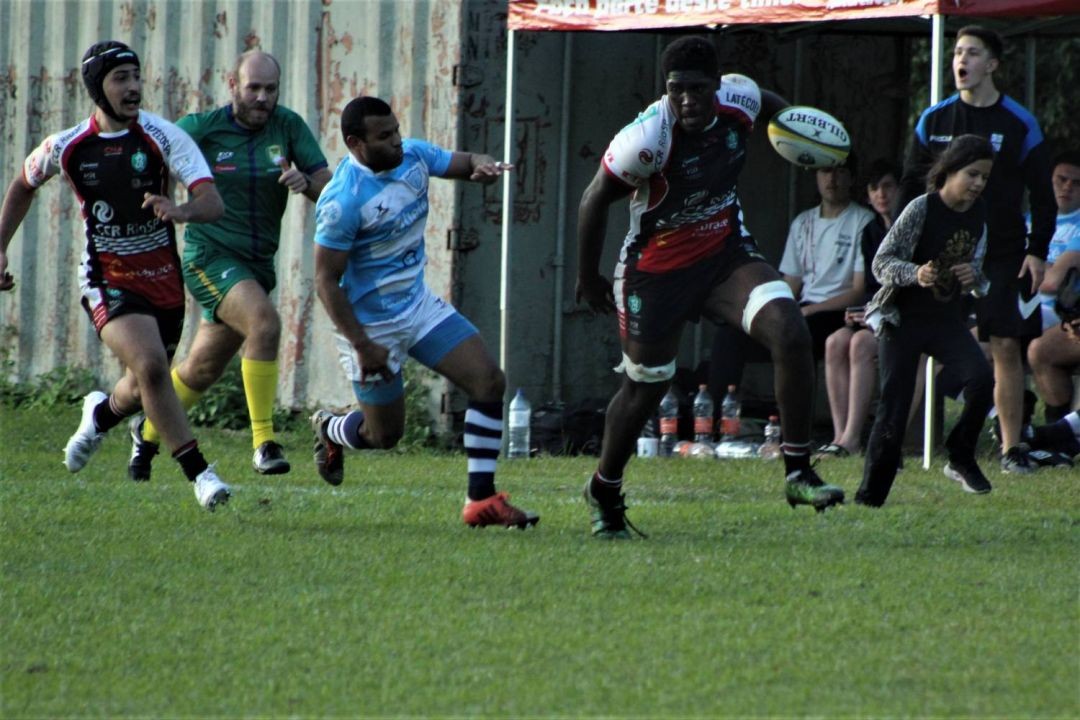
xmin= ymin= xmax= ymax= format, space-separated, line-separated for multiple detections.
xmin=658 ymin=387 xmax=679 ymax=457
xmin=720 ymin=384 xmax=741 ymax=441
xmin=507 ymin=388 xmax=531 ymax=459
xmin=759 ymin=415 xmax=781 ymax=460
xmin=692 ymin=384 xmax=715 ymax=446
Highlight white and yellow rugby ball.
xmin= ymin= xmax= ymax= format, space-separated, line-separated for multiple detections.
xmin=767 ymin=106 xmax=851 ymax=168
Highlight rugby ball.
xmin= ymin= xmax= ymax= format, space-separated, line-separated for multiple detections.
xmin=767 ymin=106 xmax=851 ymax=168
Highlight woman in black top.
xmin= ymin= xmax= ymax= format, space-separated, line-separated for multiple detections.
xmin=856 ymin=136 xmax=995 ymax=506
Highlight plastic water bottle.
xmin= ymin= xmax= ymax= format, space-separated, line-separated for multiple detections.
xmin=507 ymin=388 xmax=531 ymax=459
xmin=759 ymin=415 xmax=781 ymax=460
xmin=720 ymin=385 xmax=741 ymax=441
xmin=692 ymin=384 xmax=715 ymax=446
xmin=658 ymin=387 xmax=679 ymax=457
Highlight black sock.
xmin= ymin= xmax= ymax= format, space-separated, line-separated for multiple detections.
xmin=590 ymin=471 xmax=623 ymax=505
xmin=173 ymin=441 xmax=209 ymax=481
xmin=782 ymin=442 xmax=811 ymax=477
xmin=92 ymin=395 xmax=128 ymax=433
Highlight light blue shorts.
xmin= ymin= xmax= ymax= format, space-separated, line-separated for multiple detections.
xmin=334 ymin=287 xmax=478 ymax=405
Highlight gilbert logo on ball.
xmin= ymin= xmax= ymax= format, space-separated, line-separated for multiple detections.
xmin=767 ymin=106 xmax=851 ymax=168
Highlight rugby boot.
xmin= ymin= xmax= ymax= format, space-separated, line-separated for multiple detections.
xmin=310 ymin=409 xmax=344 ymax=485
xmin=193 ymin=464 xmax=232 ymax=511
xmin=785 ymin=466 xmax=845 ymax=512
xmin=583 ymin=479 xmax=646 ymax=539
xmin=252 ymin=440 xmax=290 ymax=475
xmin=462 ymin=492 xmax=539 ymax=529
xmin=63 ymin=391 xmax=109 ymax=472
xmin=127 ymin=415 xmax=159 ymax=482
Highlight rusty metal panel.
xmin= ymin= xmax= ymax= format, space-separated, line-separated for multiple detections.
xmin=0 ymin=0 xmax=480 ymax=413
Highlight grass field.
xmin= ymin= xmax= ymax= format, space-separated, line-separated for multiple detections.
xmin=2 ymin=405 xmax=1078 ymax=717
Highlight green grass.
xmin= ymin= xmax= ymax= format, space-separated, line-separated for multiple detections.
xmin=2 ymin=406 xmax=1077 ymax=717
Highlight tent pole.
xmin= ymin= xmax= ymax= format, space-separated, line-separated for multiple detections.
xmin=551 ymin=34 xmax=573 ymax=405
xmin=500 ymin=29 xmax=516 ymax=390
xmin=924 ymin=13 xmax=945 ymax=470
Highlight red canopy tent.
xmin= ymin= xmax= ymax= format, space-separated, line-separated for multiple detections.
xmin=496 ymin=0 xmax=1078 ymax=464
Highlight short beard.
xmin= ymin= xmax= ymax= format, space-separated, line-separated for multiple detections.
xmin=233 ymin=98 xmax=275 ymax=129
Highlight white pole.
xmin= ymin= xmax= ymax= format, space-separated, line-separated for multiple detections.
xmin=924 ymin=14 xmax=945 ymax=471
xmin=551 ymin=34 xmax=573 ymax=405
xmin=500 ymin=29 xmax=516 ymax=379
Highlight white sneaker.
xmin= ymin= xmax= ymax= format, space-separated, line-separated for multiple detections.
xmin=194 ymin=464 xmax=232 ymax=511
xmin=63 ymin=390 xmax=109 ymax=472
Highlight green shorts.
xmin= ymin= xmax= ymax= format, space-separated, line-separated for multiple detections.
xmin=182 ymin=243 xmax=277 ymax=322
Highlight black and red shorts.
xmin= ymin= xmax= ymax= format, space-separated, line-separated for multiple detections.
xmin=615 ymin=238 xmax=766 ymax=343
xmin=81 ymin=286 xmax=185 ymax=359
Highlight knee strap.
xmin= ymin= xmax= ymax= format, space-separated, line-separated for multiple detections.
xmin=743 ymin=280 xmax=795 ymax=334
xmin=613 ymin=353 xmax=676 ymax=383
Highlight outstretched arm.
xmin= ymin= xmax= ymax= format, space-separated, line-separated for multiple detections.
xmin=444 ymin=152 xmax=512 ymax=184
xmin=0 ymin=176 xmax=38 ymax=291
xmin=576 ymin=166 xmax=633 ymax=314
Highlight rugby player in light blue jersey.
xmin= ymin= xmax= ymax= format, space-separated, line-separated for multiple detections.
xmin=310 ymin=96 xmax=538 ymax=530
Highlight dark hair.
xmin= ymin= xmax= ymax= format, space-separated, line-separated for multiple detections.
xmin=817 ymin=151 xmax=858 ymax=176
xmin=660 ymin=36 xmax=719 ymax=79
xmin=926 ymin=134 xmax=994 ymax=191
xmin=81 ymin=41 xmax=140 ymax=121
xmin=1052 ymin=150 xmax=1080 ymax=171
xmin=341 ymin=96 xmax=392 ymax=142
xmin=865 ymin=158 xmax=900 ymax=188
xmin=956 ymin=25 xmax=1004 ymax=60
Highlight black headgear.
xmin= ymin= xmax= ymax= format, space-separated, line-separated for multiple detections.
xmin=81 ymin=41 xmax=140 ymax=121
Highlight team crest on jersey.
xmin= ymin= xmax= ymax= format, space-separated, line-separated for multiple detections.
xmin=267 ymin=145 xmax=284 ymax=165
xmin=318 ymin=199 xmax=343 ymax=228
xmin=726 ymin=129 xmax=738 ymax=150
xmin=402 ymin=165 xmax=425 ymax=194
xmin=990 ymin=133 xmax=1004 ymax=152
xmin=628 ymin=293 xmax=643 ymax=315
xmin=131 ymin=150 xmax=147 ymax=173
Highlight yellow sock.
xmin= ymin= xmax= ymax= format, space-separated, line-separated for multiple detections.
xmin=143 ymin=369 xmax=204 ymax=444
xmin=242 ymin=357 xmax=278 ymax=448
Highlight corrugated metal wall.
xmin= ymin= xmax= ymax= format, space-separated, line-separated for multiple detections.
xmin=1 ymin=1 xmax=912 ymax=426
xmin=0 ymin=0 xmax=484 ymax=413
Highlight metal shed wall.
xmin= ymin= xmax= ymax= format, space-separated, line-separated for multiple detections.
xmin=0 ymin=0 xmax=489 ymax=413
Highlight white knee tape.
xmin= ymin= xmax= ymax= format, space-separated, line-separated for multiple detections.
xmin=613 ymin=353 xmax=676 ymax=383
xmin=742 ymin=280 xmax=795 ymax=334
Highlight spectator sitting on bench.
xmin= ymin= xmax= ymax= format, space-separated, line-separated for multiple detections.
xmin=818 ymin=159 xmax=900 ymax=457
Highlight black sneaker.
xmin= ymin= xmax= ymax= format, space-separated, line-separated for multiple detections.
xmin=1025 ymin=447 xmax=1074 ymax=469
xmin=1001 ymin=445 xmax=1036 ymax=475
xmin=252 ymin=440 xmax=291 ymax=475
xmin=944 ymin=460 xmax=992 ymax=494
xmin=127 ymin=415 xmax=159 ymax=482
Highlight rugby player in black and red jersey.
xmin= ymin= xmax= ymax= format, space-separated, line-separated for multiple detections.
xmin=575 ymin=36 xmax=844 ymax=538
xmin=0 ymin=41 xmax=232 ymax=511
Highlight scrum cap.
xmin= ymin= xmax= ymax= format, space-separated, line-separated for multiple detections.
xmin=81 ymin=41 xmax=140 ymax=121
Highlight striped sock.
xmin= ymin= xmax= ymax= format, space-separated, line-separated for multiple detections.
xmin=91 ymin=394 xmax=129 ymax=433
xmin=464 ymin=401 xmax=502 ymax=501
xmin=327 ymin=411 xmax=369 ymax=449
xmin=589 ymin=471 xmax=623 ymax=505
xmin=782 ymin=441 xmax=812 ymax=476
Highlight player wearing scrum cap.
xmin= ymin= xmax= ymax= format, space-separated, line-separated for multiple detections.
xmin=575 ymin=36 xmax=845 ymax=539
xmin=128 ymin=50 xmax=331 ymax=482
xmin=0 ymin=40 xmax=231 ymax=510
